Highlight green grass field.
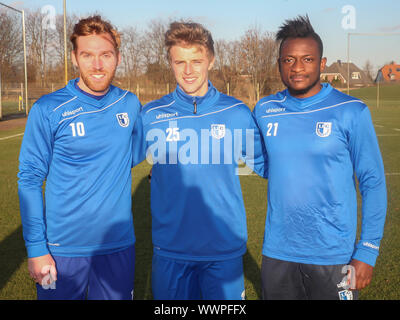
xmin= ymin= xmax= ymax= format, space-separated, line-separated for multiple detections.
xmin=0 ymin=84 xmax=399 ymax=300
xmin=0 ymin=101 xmax=26 ymax=119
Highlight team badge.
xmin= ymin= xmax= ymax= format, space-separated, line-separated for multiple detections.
xmin=211 ymin=124 xmax=226 ymax=139
xmin=316 ymin=122 xmax=332 ymax=137
xmin=338 ymin=290 xmax=353 ymax=300
xmin=116 ymin=113 xmax=130 ymax=127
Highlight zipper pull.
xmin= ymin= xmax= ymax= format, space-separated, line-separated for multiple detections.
xmin=193 ymin=100 xmax=197 ymax=114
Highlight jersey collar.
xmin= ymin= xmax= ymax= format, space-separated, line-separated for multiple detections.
xmin=172 ymin=81 xmax=220 ymax=113
xmin=65 ymin=78 xmax=119 ymax=108
xmin=285 ymin=83 xmax=333 ymax=110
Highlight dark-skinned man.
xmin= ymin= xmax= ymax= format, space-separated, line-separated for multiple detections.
xmin=253 ymin=15 xmax=387 ymax=300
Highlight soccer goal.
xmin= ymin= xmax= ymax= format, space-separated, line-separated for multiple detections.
xmin=0 ymin=2 xmax=28 ymax=120
xmin=346 ymin=32 xmax=400 ymax=109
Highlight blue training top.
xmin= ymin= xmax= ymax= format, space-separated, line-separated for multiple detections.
xmin=18 ymin=78 xmax=142 ymax=257
xmin=134 ymin=81 xmax=267 ymax=261
xmin=253 ymin=83 xmax=387 ymax=267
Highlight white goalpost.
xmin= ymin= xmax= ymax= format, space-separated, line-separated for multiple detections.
xmin=0 ymin=1 xmax=28 ymax=119
xmin=346 ymin=32 xmax=400 ymax=108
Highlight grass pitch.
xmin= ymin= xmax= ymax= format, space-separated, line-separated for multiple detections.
xmin=0 ymin=84 xmax=399 ymax=300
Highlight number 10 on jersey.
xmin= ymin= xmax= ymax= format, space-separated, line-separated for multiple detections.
xmin=70 ymin=122 xmax=85 ymax=137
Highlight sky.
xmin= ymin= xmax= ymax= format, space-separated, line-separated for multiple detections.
xmin=2 ymin=0 xmax=400 ymax=74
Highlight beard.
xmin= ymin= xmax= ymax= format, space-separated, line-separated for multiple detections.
xmin=80 ymin=68 xmax=117 ymax=94
xmin=278 ymin=61 xmax=323 ymax=98
xmin=287 ymin=74 xmax=321 ymax=97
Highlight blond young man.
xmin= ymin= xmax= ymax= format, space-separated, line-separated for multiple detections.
xmin=135 ymin=21 xmax=267 ymax=300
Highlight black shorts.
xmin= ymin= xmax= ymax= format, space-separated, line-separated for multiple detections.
xmin=261 ymin=255 xmax=358 ymax=300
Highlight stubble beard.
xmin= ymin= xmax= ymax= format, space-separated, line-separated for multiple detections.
xmin=287 ymin=74 xmax=321 ymax=97
xmin=80 ymin=69 xmax=117 ymax=95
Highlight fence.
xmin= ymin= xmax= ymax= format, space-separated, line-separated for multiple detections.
xmin=0 ymin=77 xmax=288 ymax=121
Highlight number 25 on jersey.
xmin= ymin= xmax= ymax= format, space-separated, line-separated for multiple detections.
xmin=166 ymin=127 xmax=180 ymax=142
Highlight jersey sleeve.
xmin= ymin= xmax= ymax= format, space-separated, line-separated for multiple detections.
xmin=17 ymin=102 xmax=53 ymax=258
xmin=349 ymin=106 xmax=387 ymax=267
xmin=132 ymin=109 xmax=147 ymax=167
xmin=242 ymin=108 xmax=268 ymax=178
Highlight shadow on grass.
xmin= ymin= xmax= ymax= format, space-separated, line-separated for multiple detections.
xmin=0 ymin=112 xmax=27 ymax=122
xmin=0 ymin=225 xmax=26 ymax=291
xmin=243 ymin=249 xmax=262 ymax=300
xmin=132 ymin=176 xmax=153 ymax=300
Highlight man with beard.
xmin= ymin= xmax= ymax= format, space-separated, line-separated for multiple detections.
xmin=17 ymin=16 xmax=141 ymax=299
xmin=253 ymin=15 xmax=387 ymax=300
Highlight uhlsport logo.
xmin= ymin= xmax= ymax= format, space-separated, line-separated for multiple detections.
xmin=266 ymin=107 xmax=285 ymax=113
xmin=316 ymin=122 xmax=332 ymax=137
xmin=211 ymin=124 xmax=226 ymax=139
xmin=116 ymin=113 xmax=130 ymax=127
xmin=156 ymin=112 xmax=178 ymax=120
xmin=62 ymin=106 xmax=83 ymax=117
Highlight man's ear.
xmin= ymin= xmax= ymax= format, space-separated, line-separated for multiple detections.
xmin=320 ymin=57 xmax=327 ymax=72
xmin=71 ymin=50 xmax=78 ymax=68
xmin=117 ymin=51 xmax=122 ymax=66
xmin=208 ymin=55 xmax=215 ymax=71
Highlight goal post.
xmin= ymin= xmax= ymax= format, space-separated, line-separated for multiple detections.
xmin=0 ymin=1 xmax=28 ymax=117
xmin=346 ymin=32 xmax=400 ymax=108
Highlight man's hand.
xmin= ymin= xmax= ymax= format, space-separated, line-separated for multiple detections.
xmin=350 ymin=259 xmax=373 ymax=290
xmin=28 ymin=254 xmax=57 ymax=286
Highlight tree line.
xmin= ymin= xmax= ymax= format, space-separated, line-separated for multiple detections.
xmin=0 ymin=8 xmax=284 ymax=104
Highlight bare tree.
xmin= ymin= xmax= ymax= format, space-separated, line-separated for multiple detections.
xmin=363 ymin=59 xmax=375 ymax=82
xmin=239 ymin=26 xmax=279 ymax=101
xmin=214 ymin=40 xmax=241 ymax=93
xmin=0 ymin=11 xmax=23 ymax=82
xmin=120 ymin=26 xmax=143 ymax=87
xmin=142 ymin=19 xmax=173 ymax=86
xmin=1 ymin=8 xmax=283 ymax=103
xmin=26 ymin=9 xmax=57 ymax=86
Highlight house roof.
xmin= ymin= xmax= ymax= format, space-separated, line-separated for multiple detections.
xmin=378 ymin=62 xmax=400 ymax=81
xmin=321 ymin=60 xmax=372 ymax=85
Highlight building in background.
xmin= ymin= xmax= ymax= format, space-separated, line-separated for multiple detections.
xmin=321 ymin=60 xmax=373 ymax=88
xmin=375 ymin=62 xmax=400 ymax=83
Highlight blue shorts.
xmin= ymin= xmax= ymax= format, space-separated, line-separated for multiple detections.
xmin=152 ymin=254 xmax=245 ymax=300
xmin=36 ymin=245 xmax=135 ymax=300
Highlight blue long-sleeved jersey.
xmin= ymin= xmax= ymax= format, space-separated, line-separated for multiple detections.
xmin=135 ymin=82 xmax=267 ymax=261
xmin=18 ymin=79 xmax=141 ymax=257
xmin=253 ymin=83 xmax=387 ymax=267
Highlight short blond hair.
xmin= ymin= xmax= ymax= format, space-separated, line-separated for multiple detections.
xmin=70 ymin=15 xmax=121 ymax=51
xmin=165 ymin=21 xmax=214 ymax=59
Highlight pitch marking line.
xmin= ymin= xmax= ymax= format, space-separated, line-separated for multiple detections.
xmin=247 ymin=172 xmax=400 ymax=176
xmin=0 ymin=133 xmax=24 ymax=141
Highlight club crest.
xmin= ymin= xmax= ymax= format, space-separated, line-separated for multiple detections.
xmin=338 ymin=290 xmax=353 ymax=300
xmin=316 ymin=122 xmax=332 ymax=137
xmin=116 ymin=113 xmax=130 ymax=128
xmin=211 ymin=124 xmax=226 ymax=139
